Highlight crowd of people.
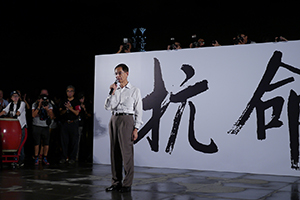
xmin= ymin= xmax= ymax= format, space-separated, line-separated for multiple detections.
xmin=0 ymin=87 xmax=93 ymax=167
xmin=117 ymin=33 xmax=289 ymax=53
xmin=0 ymin=32 xmax=290 ymax=168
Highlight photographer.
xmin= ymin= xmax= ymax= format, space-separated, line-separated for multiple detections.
xmin=233 ymin=33 xmax=255 ymax=45
xmin=32 ymin=94 xmax=54 ymax=165
xmin=117 ymin=38 xmax=132 ymax=53
xmin=167 ymin=38 xmax=182 ymax=50
xmin=189 ymin=36 xmax=205 ymax=48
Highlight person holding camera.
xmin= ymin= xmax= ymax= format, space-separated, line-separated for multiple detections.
xmin=117 ymin=38 xmax=132 ymax=53
xmin=167 ymin=38 xmax=182 ymax=50
xmin=233 ymin=33 xmax=255 ymax=45
xmin=32 ymin=93 xmax=54 ymax=165
xmin=189 ymin=38 xmax=205 ymax=48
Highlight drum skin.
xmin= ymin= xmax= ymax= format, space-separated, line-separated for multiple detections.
xmin=0 ymin=118 xmax=22 ymax=152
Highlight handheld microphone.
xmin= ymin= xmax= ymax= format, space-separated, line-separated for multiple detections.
xmin=109 ymin=80 xmax=118 ymax=95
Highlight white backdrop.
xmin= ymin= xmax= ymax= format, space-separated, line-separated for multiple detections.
xmin=94 ymin=41 xmax=300 ymax=176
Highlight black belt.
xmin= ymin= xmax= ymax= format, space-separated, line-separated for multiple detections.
xmin=114 ymin=113 xmax=133 ymax=116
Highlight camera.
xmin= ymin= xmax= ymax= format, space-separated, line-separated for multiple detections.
xmin=191 ymin=35 xmax=200 ymax=48
xmin=233 ymin=35 xmax=244 ymax=45
xmin=169 ymin=44 xmax=178 ymax=50
xmin=169 ymin=38 xmax=178 ymax=50
xmin=192 ymin=41 xmax=201 ymax=48
xmin=39 ymin=94 xmax=49 ymax=107
xmin=191 ymin=35 xmax=205 ymax=48
xmin=122 ymin=38 xmax=129 ymax=51
xmin=34 ymin=94 xmax=51 ymax=125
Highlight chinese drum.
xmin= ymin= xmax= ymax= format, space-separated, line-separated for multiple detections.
xmin=0 ymin=118 xmax=22 ymax=152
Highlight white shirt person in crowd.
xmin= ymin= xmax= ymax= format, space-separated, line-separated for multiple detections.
xmin=0 ymin=90 xmax=27 ymax=165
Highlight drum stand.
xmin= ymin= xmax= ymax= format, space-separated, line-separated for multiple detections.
xmin=1 ymin=128 xmax=28 ymax=168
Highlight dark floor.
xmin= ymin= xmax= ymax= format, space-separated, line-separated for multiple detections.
xmin=1 ymin=161 xmax=300 ymax=200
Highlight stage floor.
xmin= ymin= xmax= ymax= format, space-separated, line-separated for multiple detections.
xmin=1 ymin=162 xmax=300 ymax=200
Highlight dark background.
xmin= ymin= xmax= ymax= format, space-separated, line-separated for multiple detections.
xmin=2 ymin=1 xmax=300 ymax=100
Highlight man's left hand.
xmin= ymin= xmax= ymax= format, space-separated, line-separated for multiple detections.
xmin=132 ymin=128 xmax=138 ymax=141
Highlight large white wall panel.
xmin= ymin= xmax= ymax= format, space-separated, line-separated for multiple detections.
xmin=94 ymin=41 xmax=300 ymax=176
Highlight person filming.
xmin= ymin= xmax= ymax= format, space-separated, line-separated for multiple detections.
xmin=32 ymin=94 xmax=54 ymax=165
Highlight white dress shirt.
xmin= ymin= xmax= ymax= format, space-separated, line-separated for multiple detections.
xmin=104 ymin=82 xmax=143 ymax=129
xmin=3 ymin=101 xmax=27 ymax=128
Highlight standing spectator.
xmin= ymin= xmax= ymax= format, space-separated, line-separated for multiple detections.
xmin=76 ymin=93 xmax=92 ymax=161
xmin=59 ymin=85 xmax=81 ymax=164
xmin=32 ymin=92 xmax=54 ymax=165
xmin=0 ymin=91 xmax=27 ymax=166
xmin=0 ymin=90 xmax=9 ymax=113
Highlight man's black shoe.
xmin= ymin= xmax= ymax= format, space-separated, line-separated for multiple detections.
xmin=119 ymin=186 xmax=131 ymax=193
xmin=105 ymin=185 xmax=122 ymax=192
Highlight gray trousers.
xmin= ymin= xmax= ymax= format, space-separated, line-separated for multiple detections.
xmin=109 ymin=114 xmax=134 ymax=187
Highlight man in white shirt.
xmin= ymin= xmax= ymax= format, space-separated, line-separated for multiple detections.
xmin=104 ymin=63 xmax=143 ymax=193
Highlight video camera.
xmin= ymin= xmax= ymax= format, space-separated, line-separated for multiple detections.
xmin=233 ymin=35 xmax=244 ymax=45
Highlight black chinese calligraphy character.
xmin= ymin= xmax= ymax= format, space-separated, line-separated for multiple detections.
xmin=228 ymin=51 xmax=300 ymax=139
xmin=135 ymin=58 xmax=218 ymax=155
xmin=228 ymin=50 xmax=300 ymax=170
xmin=165 ymin=64 xmax=217 ymax=154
